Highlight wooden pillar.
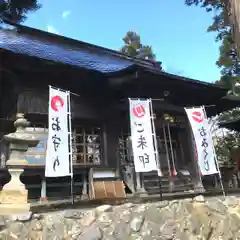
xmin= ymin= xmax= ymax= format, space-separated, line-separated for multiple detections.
xmin=104 ymin=120 xmax=120 ymax=169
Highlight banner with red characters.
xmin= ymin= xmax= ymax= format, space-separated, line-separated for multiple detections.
xmin=45 ymin=86 xmax=71 ymax=177
xmin=185 ymin=107 xmax=218 ymax=176
xmin=129 ymin=99 xmax=157 ymax=172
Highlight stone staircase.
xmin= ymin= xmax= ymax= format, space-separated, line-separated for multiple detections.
xmin=143 ymin=170 xmax=194 ymax=195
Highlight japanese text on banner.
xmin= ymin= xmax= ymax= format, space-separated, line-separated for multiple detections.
xmin=185 ymin=107 xmax=218 ymax=176
xmin=129 ymin=99 xmax=157 ymax=172
xmin=45 ymin=87 xmax=71 ymax=177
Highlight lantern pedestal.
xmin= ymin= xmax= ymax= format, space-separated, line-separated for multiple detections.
xmin=0 ymin=114 xmax=38 ymax=214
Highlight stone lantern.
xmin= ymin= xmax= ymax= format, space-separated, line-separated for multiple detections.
xmin=0 ymin=113 xmax=39 ymax=214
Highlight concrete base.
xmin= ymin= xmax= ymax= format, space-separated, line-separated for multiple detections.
xmin=194 ymin=183 xmax=205 ymax=193
xmin=134 ymin=188 xmax=148 ymax=197
xmin=40 ymin=197 xmax=48 ymax=203
xmin=81 ymin=194 xmax=89 ymax=200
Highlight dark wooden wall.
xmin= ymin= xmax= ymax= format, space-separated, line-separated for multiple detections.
xmin=17 ymin=90 xmax=103 ymax=120
xmin=14 ymin=87 xmax=122 ymax=168
xmin=0 ymin=60 xmax=195 ymax=171
xmin=103 ymin=107 xmax=122 ymax=168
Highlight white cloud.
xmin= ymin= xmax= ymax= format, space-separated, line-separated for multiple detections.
xmin=62 ymin=10 xmax=71 ymax=19
xmin=47 ymin=25 xmax=59 ymax=34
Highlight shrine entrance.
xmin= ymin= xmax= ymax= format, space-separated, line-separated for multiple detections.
xmin=118 ymin=105 xmax=195 ymax=195
xmin=154 ymin=115 xmax=192 ymax=176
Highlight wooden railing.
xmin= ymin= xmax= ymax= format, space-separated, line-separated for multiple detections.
xmin=0 ymin=126 xmax=103 ymax=168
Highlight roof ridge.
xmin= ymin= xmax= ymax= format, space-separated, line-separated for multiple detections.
xmin=0 ymin=17 xmax=228 ymax=89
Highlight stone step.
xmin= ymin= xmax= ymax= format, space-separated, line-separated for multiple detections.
xmin=145 ymin=182 xmax=194 ymax=194
xmin=146 ymin=188 xmax=194 ymax=195
xmin=144 ymin=178 xmax=192 ymax=183
xmin=143 ymin=177 xmax=192 ymax=185
xmin=143 ymin=176 xmax=191 ymax=182
xmin=144 ymin=181 xmax=193 ymax=188
xmin=143 ymin=172 xmax=193 ymax=194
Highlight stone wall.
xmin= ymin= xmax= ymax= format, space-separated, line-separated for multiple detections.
xmin=1 ymin=195 xmax=240 ymax=239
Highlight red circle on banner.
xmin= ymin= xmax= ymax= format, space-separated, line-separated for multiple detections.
xmin=192 ymin=111 xmax=203 ymax=123
xmin=132 ymin=104 xmax=145 ymax=118
xmin=51 ymin=95 xmax=64 ymax=112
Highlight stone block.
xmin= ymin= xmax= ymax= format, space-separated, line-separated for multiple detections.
xmin=0 ymin=203 xmax=30 ymax=215
xmin=0 ymin=189 xmax=28 ymax=204
xmin=0 ymin=188 xmax=30 ymax=214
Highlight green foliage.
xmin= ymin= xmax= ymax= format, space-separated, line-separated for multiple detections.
xmin=218 ymin=108 xmax=240 ymax=123
xmin=216 ymin=34 xmax=235 ymax=72
xmin=120 ymin=31 xmax=156 ymax=60
xmin=186 ymin=0 xmax=240 ymax=167
xmin=185 ymin=0 xmax=229 ymax=39
xmin=185 ymin=0 xmax=240 ymax=98
xmin=0 ymin=0 xmax=41 ymax=24
xmin=215 ymin=131 xmax=240 ymax=167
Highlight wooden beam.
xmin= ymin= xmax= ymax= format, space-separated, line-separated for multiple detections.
xmin=114 ymin=101 xmax=185 ymax=113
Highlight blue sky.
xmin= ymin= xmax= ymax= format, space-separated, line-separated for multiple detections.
xmin=25 ymin=0 xmax=221 ymax=83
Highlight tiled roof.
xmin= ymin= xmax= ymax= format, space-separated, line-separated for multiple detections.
xmin=0 ymin=18 xmax=231 ymax=89
xmin=0 ymin=28 xmax=135 ymax=73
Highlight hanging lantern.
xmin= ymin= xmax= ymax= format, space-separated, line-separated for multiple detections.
xmin=163 ymin=113 xmax=175 ymax=123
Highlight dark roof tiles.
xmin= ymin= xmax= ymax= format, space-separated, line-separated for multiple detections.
xmin=0 ymin=29 xmax=134 ymax=73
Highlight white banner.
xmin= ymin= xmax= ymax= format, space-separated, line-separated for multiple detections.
xmin=129 ymin=99 xmax=157 ymax=172
xmin=185 ymin=107 xmax=218 ymax=176
xmin=45 ymin=86 xmax=71 ymax=177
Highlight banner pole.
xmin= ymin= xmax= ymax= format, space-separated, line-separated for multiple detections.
xmin=149 ymin=99 xmax=162 ymax=174
xmin=149 ymin=98 xmax=162 ymax=200
xmin=68 ymin=91 xmax=74 ymax=204
xmin=163 ymin=124 xmax=172 ymax=181
xmin=167 ymin=123 xmax=177 ymax=176
xmin=202 ymin=106 xmax=225 ymax=197
xmin=50 ymin=85 xmax=80 ymax=97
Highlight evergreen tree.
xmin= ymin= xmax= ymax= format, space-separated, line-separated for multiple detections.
xmin=185 ymin=0 xmax=240 ymax=98
xmin=0 ymin=0 xmax=41 ymax=24
xmin=120 ymin=31 xmax=156 ymax=60
xmin=186 ymin=0 xmax=240 ymax=168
